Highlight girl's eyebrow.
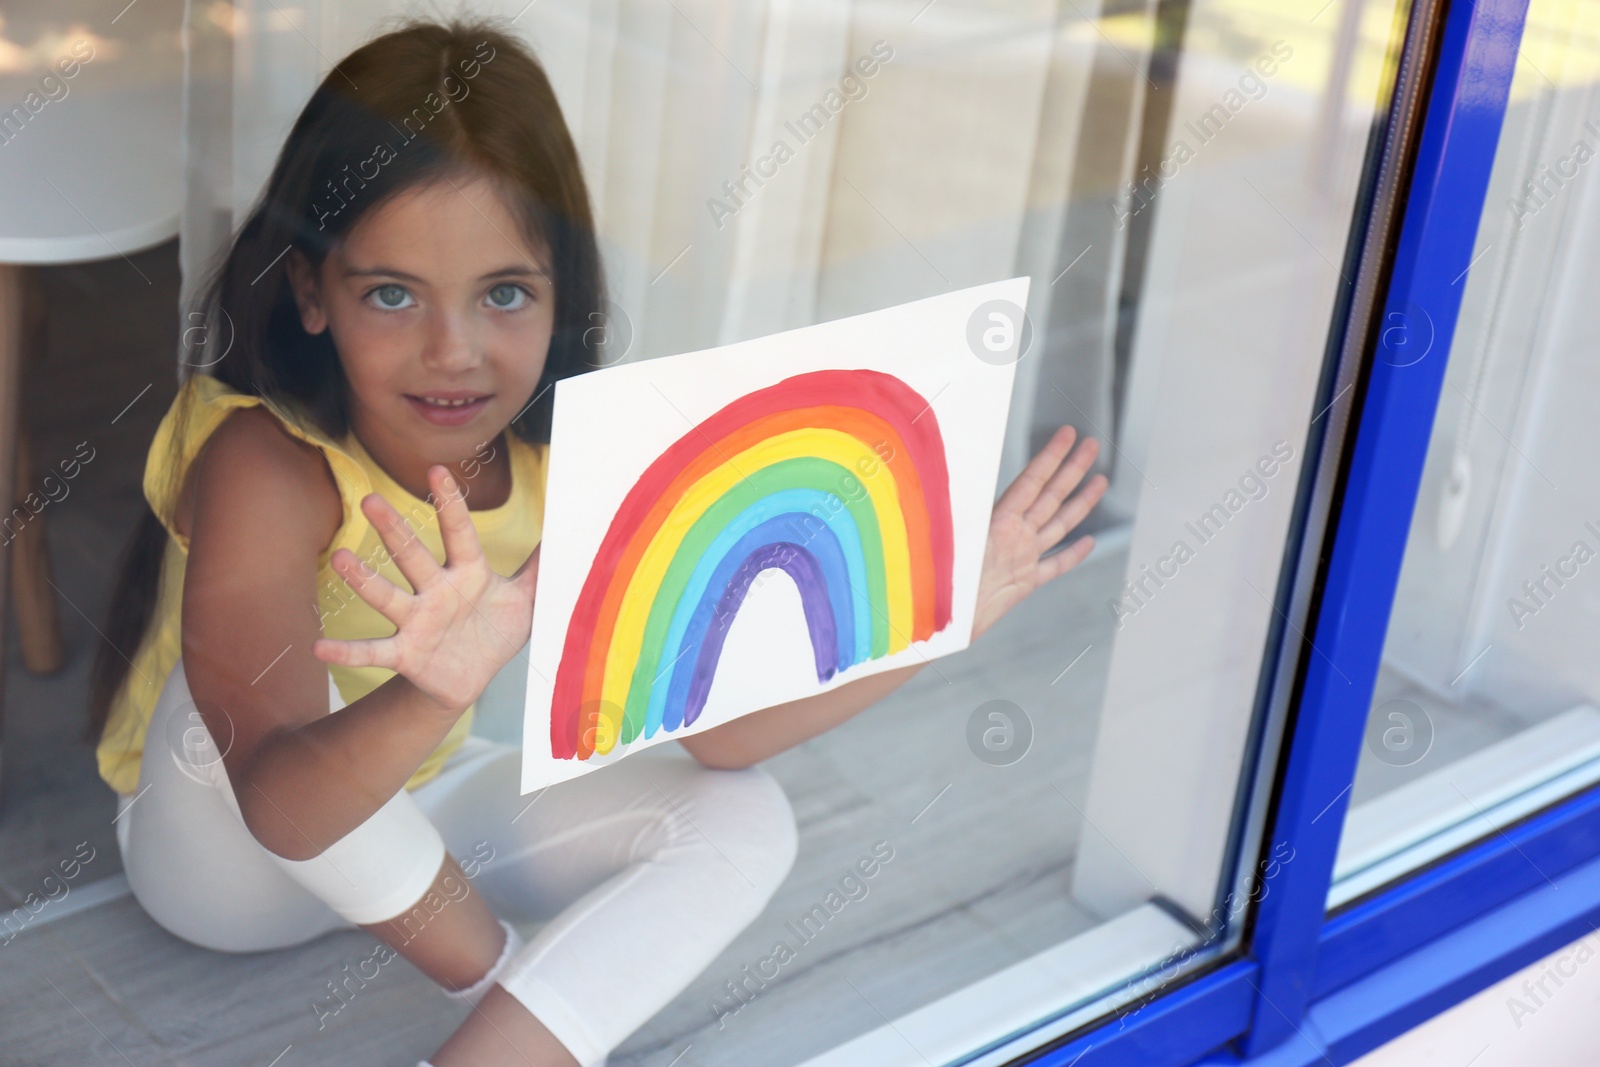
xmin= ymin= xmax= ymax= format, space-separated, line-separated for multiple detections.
xmin=343 ymin=264 xmax=552 ymax=282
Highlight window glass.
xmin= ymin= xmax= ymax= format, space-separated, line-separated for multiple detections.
xmin=0 ymin=2 xmax=1401 ymax=1067
xmin=1332 ymin=0 xmax=1600 ymax=910
xmin=172 ymin=0 xmax=1408 ymax=1062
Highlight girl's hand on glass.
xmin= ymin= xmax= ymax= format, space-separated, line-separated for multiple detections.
xmin=971 ymin=425 xmax=1107 ymax=642
xmin=312 ymin=465 xmax=541 ymax=717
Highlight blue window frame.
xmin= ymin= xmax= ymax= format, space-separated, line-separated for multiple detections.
xmin=973 ymin=0 xmax=1600 ymax=1063
xmin=1241 ymin=0 xmax=1534 ymax=1056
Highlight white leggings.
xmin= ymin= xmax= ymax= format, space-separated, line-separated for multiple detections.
xmin=116 ymin=658 xmax=799 ymax=1067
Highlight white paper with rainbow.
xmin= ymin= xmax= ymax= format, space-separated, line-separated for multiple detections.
xmin=520 ymin=278 xmax=1026 ymax=793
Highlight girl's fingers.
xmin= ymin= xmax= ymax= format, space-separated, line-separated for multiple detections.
xmin=362 ymin=492 xmax=443 ymax=593
xmin=995 ymin=424 xmax=1078 ymax=521
xmin=329 ymin=548 xmax=412 ymax=628
xmin=1038 ymin=534 xmax=1096 ymax=584
xmin=1023 ymin=436 xmax=1101 ymax=531
xmin=1036 ymin=473 xmax=1109 ymax=548
xmin=312 ymin=633 xmax=403 ymax=671
xmin=428 ymin=465 xmax=485 ymax=570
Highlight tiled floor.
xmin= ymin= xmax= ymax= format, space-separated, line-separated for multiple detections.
xmin=0 ymin=240 xmax=1130 ymax=1066
xmin=1350 ymin=663 xmax=1548 ymax=808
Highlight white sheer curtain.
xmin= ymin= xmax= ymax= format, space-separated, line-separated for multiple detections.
xmin=178 ymin=0 xmax=1126 ymax=489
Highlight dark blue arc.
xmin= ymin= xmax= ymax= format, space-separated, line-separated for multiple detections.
xmin=680 ymin=542 xmax=835 ymax=731
xmin=657 ymin=514 xmax=855 ymax=734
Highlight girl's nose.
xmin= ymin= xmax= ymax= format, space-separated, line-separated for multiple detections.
xmin=421 ymin=310 xmax=481 ymax=371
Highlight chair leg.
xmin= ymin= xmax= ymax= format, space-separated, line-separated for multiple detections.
xmin=12 ymin=425 xmax=64 ymax=675
xmin=9 ymin=268 xmax=64 ymax=676
xmin=0 ymin=266 xmax=21 ymax=740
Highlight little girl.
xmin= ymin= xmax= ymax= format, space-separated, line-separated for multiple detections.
xmin=87 ymin=15 xmax=1106 ymax=1067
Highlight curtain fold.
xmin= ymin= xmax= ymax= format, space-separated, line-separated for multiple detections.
xmin=178 ymin=0 xmax=1124 ymax=491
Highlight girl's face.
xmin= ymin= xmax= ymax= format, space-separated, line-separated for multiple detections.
xmin=286 ymin=173 xmax=554 ymax=486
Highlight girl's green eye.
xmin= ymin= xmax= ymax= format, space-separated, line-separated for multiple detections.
xmin=487 ymin=283 xmax=530 ymax=310
xmin=370 ymin=284 xmax=413 ymax=310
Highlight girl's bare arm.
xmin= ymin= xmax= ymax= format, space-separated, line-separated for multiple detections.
xmin=677 ymin=661 xmax=928 ymax=769
xmin=181 ymin=408 xmax=470 ymax=860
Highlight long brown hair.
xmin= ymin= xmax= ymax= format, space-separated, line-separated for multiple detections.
xmin=86 ymin=14 xmax=606 ymax=743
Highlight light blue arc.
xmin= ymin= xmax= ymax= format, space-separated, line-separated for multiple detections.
xmin=642 ymin=487 xmax=871 ymax=739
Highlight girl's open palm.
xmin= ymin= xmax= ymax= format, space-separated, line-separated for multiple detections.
xmin=972 ymin=425 xmax=1107 ymax=642
xmin=312 ymin=465 xmax=540 ymax=716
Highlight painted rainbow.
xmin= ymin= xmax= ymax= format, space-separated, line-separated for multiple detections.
xmin=550 ymin=368 xmax=955 ymax=761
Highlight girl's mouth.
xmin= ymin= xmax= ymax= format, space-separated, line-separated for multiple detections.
xmin=405 ymin=393 xmax=493 ymax=427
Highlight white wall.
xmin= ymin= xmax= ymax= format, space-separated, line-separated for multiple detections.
xmin=1352 ymin=930 xmax=1600 ymax=1066
xmin=1069 ymin=0 xmax=1392 ymax=922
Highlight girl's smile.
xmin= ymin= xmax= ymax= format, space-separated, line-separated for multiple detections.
xmin=404 ymin=392 xmax=495 ymax=426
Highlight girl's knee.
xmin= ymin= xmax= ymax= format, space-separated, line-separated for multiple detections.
xmin=688 ymin=764 xmax=798 ymax=893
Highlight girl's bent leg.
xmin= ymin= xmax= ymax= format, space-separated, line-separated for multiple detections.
xmin=416 ymin=743 xmax=799 ymax=1067
xmin=432 ymin=984 xmax=581 ymax=1067
xmin=122 ymin=657 xmax=459 ymax=953
xmin=118 ymin=657 xmax=353 ymax=952
xmin=356 ymin=850 xmax=506 ymax=994
xmin=123 ymin=659 xmax=596 ymax=1065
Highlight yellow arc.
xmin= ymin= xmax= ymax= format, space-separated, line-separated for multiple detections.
xmin=597 ymin=427 xmax=914 ymax=730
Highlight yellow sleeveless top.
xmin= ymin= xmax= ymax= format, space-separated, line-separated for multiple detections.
xmin=95 ymin=373 xmax=549 ymax=796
